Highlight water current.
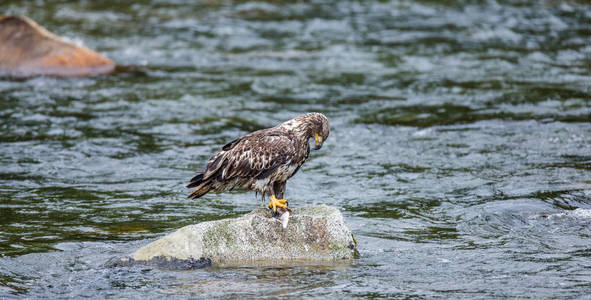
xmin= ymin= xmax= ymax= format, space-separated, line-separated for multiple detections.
xmin=1 ymin=0 xmax=591 ymax=298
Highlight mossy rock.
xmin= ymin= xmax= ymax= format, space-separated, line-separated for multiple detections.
xmin=129 ymin=205 xmax=358 ymax=267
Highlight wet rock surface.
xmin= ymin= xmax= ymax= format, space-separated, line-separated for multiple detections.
xmin=106 ymin=256 xmax=212 ymax=270
xmin=125 ymin=205 xmax=358 ymax=267
xmin=0 ymin=16 xmax=114 ymax=77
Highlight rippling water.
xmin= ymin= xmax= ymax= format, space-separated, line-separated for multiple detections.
xmin=1 ymin=0 xmax=591 ymax=298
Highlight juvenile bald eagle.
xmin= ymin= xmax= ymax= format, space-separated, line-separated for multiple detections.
xmin=187 ymin=113 xmax=330 ymax=215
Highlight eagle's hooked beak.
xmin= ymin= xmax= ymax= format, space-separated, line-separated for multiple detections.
xmin=314 ymin=133 xmax=323 ymax=150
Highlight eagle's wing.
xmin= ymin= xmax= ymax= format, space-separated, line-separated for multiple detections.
xmin=204 ymin=131 xmax=297 ymax=182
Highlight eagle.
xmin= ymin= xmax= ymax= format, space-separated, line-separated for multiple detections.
xmin=187 ymin=113 xmax=330 ymax=216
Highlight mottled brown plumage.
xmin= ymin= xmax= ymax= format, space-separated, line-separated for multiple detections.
xmin=187 ymin=113 xmax=330 ymax=211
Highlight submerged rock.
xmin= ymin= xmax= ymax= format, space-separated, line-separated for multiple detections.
xmin=128 ymin=205 xmax=358 ymax=267
xmin=0 ymin=16 xmax=115 ymax=77
xmin=105 ymin=256 xmax=212 ymax=270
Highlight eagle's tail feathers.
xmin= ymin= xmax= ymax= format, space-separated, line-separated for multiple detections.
xmin=187 ymin=183 xmax=212 ymax=199
xmin=186 ymin=173 xmax=204 ymax=188
xmin=187 ymin=172 xmax=214 ymax=199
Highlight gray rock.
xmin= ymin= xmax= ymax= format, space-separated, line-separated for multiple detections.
xmin=130 ymin=205 xmax=358 ymax=266
xmin=105 ymin=256 xmax=212 ymax=270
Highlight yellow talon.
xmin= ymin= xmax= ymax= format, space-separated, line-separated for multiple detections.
xmin=268 ymin=195 xmax=288 ymax=212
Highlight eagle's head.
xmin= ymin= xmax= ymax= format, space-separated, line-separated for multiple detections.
xmin=280 ymin=113 xmax=330 ymax=150
xmin=311 ymin=113 xmax=330 ymax=150
xmin=288 ymin=113 xmax=330 ymax=150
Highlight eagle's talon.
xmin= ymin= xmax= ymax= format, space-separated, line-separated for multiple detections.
xmin=269 ymin=207 xmax=278 ymax=218
xmin=268 ymin=195 xmax=289 ymax=217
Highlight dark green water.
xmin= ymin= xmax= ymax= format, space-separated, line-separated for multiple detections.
xmin=1 ymin=0 xmax=591 ymax=298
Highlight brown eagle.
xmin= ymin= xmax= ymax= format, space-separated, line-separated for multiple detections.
xmin=187 ymin=113 xmax=330 ymax=215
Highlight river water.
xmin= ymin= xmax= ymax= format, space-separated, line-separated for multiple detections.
xmin=1 ymin=0 xmax=591 ymax=298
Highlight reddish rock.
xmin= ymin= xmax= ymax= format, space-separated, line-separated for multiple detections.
xmin=0 ymin=16 xmax=115 ymax=77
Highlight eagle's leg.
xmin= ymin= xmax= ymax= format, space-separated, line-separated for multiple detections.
xmin=268 ymin=195 xmax=291 ymax=217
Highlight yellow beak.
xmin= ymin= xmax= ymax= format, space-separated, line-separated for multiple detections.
xmin=314 ymin=133 xmax=323 ymax=150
